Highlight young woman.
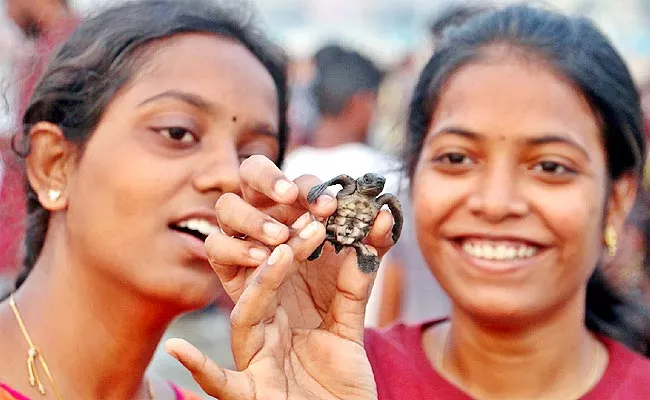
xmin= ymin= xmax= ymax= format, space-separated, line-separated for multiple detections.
xmin=168 ymin=4 xmax=650 ymax=399
xmin=0 ymin=0 xmax=289 ymax=398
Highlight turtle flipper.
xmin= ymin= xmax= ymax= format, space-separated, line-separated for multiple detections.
xmin=307 ymin=241 xmax=326 ymax=261
xmin=307 ymin=183 xmax=330 ymax=204
xmin=375 ymin=193 xmax=403 ymax=244
xmin=306 ymin=174 xmax=356 ymax=204
xmin=357 ymin=254 xmax=380 ymax=273
xmin=352 ymin=242 xmax=380 ymax=273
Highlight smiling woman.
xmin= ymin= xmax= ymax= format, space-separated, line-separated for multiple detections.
xmin=162 ymin=4 xmax=650 ymax=400
xmin=0 ymin=0 xmax=288 ymax=399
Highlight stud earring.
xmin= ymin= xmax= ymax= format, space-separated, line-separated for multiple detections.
xmin=604 ymin=225 xmax=617 ymax=257
xmin=47 ymin=189 xmax=61 ymax=203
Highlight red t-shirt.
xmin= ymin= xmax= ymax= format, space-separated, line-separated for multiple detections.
xmin=364 ymin=319 xmax=650 ymax=399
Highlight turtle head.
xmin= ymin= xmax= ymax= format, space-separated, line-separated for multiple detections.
xmin=356 ymin=173 xmax=385 ymax=196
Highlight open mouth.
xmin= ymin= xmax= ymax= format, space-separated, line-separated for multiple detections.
xmin=453 ymin=237 xmax=546 ymax=263
xmin=170 ymin=218 xmax=219 ymax=242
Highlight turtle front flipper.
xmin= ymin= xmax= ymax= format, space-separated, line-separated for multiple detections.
xmin=307 ymin=183 xmax=330 ymax=204
xmin=351 ymin=242 xmax=380 ymax=273
xmin=306 ymin=174 xmax=356 ymax=204
xmin=376 ymin=193 xmax=403 ymax=244
xmin=308 ymin=241 xmax=326 ymax=261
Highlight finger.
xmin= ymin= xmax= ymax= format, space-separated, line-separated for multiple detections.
xmin=204 ymin=232 xmax=270 ymax=303
xmin=165 ymin=338 xmax=253 ymax=400
xmin=322 ymin=248 xmax=378 ymax=345
xmin=215 ymin=193 xmax=289 ymax=246
xmin=365 ymin=209 xmax=397 ymax=258
xmin=240 ymin=155 xmax=299 ymax=206
xmin=230 ymin=244 xmax=297 ymax=368
xmin=285 ymin=212 xmax=327 ymax=261
xmin=205 ymin=230 xmax=271 ymax=268
xmin=292 ymin=175 xmax=338 ymax=220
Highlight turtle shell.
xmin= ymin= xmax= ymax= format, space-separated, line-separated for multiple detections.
xmin=326 ymin=192 xmax=380 ymax=245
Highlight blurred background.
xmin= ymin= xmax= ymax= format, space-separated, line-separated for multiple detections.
xmin=0 ymin=0 xmax=649 ymax=132
xmin=0 ymin=0 xmax=649 ymax=398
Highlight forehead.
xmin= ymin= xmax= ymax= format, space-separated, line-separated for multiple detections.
xmin=430 ymin=54 xmax=601 ymax=146
xmin=120 ymin=33 xmax=279 ymax=125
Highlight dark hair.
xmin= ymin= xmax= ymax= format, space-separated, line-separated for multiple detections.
xmin=11 ymin=0 xmax=289 ymax=289
xmin=428 ymin=3 xmax=490 ymax=42
xmin=312 ymin=47 xmax=383 ymax=116
xmin=407 ymin=4 xmax=650 ymax=355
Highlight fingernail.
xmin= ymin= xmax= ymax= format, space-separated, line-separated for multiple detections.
xmin=263 ymin=222 xmax=284 ymax=239
xmin=299 ymin=221 xmax=320 ymax=239
xmin=274 ymin=179 xmax=295 ymax=197
xmin=249 ymin=247 xmax=268 ymax=261
xmin=267 ymin=246 xmax=283 ymax=265
xmin=317 ymin=194 xmax=334 ymax=207
xmin=291 ymin=212 xmax=311 ymax=230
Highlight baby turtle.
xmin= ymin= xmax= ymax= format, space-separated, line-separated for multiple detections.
xmin=306 ymin=173 xmax=403 ymax=273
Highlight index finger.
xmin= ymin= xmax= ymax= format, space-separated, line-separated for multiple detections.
xmin=240 ymin=155 xmax=299 ymax=206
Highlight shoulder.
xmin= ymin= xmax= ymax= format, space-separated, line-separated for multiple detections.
xmin=586 ymin=336 xmax=650 ymax=399
xmin=364 ymin=318 xmax=446 ymax=361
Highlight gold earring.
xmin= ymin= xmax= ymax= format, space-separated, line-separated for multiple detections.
xmin=604 ymin=225 xmax=617 ymax=257
xmin=47 ymin=189 xmax=61 ymax=203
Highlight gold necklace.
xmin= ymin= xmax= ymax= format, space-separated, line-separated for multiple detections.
xmin=9 ymin=293 xmax=155 ymax=400
xmin=436 ymin=326 xmax=604 ymax=400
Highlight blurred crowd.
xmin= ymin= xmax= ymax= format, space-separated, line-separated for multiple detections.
xmin=0 ymin=0 xmax=649 ymax=397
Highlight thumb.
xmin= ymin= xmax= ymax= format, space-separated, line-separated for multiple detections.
xmin=321 ymin=248 xmax=378 ymax=345
xmin=165 ymin=338 xmax=253 ymax=399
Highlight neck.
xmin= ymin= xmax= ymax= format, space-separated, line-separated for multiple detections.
xmin=309 ymin=117 xmax=365 ymax=148
xmin=0 ymin=236 xmax=177 ymax=399
xmin=432 ymin=293 xmax=606 ymax=400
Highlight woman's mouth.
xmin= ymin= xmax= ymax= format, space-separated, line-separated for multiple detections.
xmin=451 ymin=237 xmax=548 ymax=273
xmin=461 ymin=240 xmax=538 ymax=261
xmin=170 ymin=218 xmax=219 ymax=242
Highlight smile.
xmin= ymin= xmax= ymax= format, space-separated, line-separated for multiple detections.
xmin=170 ymin=218 xmax=219 ymax=241
xmin=461 ymin=240 xmax=538 ymax=261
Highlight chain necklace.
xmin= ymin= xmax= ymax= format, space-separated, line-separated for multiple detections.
xmin=9 ymin=293 xmax=155 ymax=400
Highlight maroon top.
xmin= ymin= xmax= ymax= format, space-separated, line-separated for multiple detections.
xmin=364 ymin=319 xmax=650 ymax=399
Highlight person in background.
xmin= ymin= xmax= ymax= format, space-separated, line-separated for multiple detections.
xmin=0 ymin=0 xmax=79 ymax=285
xmin=0 ymin=0 xmax=289 ymax=398
xmin=280 ymin=45 xmax=404 ymax=326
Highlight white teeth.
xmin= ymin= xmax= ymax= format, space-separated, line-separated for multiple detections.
xmin=177 ymin=218 xmax=219 ymax=237
xmin=462 ymin=241 xmax=537 ymax=261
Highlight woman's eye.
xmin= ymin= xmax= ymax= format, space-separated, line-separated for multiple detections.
xmin=435 ymin=152 xmax=473 ymax=165
xmin=532 ymin=161 xmax=575 ymax=175
xmin=157 ymin=127 xmax=196 ymax=144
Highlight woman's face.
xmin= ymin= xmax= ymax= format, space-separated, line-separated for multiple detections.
xmin=63 ymin=33 xmax=280 ymax=309
xmin=412 ymin=53 xmax=634 ymax=323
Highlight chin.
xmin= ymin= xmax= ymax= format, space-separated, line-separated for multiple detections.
xmin=140 ymin=266 xmax=223 ymax=312
xmin=452 ymin=285 xmax=552 ymax=328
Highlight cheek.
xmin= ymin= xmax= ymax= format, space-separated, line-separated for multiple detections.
xmin=527 ymin=180 xmax=605 ymax=272
xmin=66 ymin=130 xmax=183 ymax=239
xmin=411 ymin=168 xmax=466 ymax=247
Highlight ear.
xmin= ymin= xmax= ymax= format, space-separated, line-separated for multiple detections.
xmin=25 ymin=122 xmax=78 ymax=212
xmin=604 ymin=173 xmax=638 ymax=236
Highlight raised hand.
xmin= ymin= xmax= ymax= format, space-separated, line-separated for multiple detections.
xmin=165 ymin=155 xmax=398 ymax=399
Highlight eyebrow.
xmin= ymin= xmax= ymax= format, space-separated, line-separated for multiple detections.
xmin=429 ymin=126 xmax=591 ymax=160
xmin=138 ymin=90 xmax=215 ymax=113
